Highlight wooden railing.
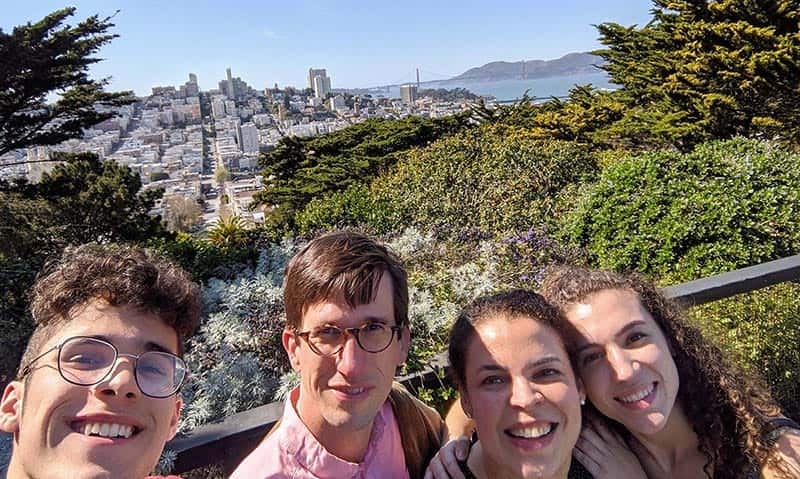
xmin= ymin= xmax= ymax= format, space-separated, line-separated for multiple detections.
xmin=167 ymin=254 xmax=800 ymax=474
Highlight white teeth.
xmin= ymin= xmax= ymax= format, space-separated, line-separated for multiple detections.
xmin=80 ymin=422 xmax=135 ymax=438
xmin=345 ymin=387 xmax=365 ymax=394
xmin=618 ymin=384 xmax=655 ymax=403
xmin=509 ymin=424 xmax=553 ymax=439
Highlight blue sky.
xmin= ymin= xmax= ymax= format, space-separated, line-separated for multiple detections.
xmin=4 ymin=1 xmax=654 ymax=96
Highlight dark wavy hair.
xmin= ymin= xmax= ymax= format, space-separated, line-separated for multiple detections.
xmin=540 ymin=265 xmax=792 ymax=479
xmin=448 ymin=289 xmax=579 ymax=392
xmin=18 ymin=243 xmax=201 ymax=378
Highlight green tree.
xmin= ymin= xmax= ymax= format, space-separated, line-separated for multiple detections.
xmin=214 ymin=163 xmax=230 ymax=184
xmin=593 ymin=0 xmax=800 ymax=148
xmin=207 ymin=215 xmax=248 ymax=248
xmin=0 ymin=7 xmax=135 ymax=155
xmin=0 ymin=152 xmax=167 ymax=385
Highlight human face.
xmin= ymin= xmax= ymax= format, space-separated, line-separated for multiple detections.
xmin=461 ymin=316 xmax=583 ymax=479
xmin=0 ymin=300 xmax=182 ymax=479
xmin=283 ymin=273 xmax=409 ymax=442
xmin=565 ymin=288 xmax=679 ymax=436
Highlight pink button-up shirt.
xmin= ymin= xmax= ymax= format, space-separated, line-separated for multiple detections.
xmin=230 ymin=387 xmax=410 ymax=479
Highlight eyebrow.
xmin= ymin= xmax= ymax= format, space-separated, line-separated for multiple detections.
xmin=87 ymin=335 xmax=174 ymax=355
xmin=476 ymin=355 xmax=562 ymax=373
xmin=574 ymin=320 xmax=648 ymax=355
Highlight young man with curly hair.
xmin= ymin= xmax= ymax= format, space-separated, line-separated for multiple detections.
xmin=0 ymin=244 xmax=200 ymax=479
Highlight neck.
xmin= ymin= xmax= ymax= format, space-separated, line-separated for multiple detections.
xmin=630 ymin=403 xmax=700 ymax=472
xmin=469 ymin=441 xmax=570 ymax=479
xmin=5 ymin=455 xmax=32 ymax=479
xmin=293 ymin=389 xmax=373 ymax=463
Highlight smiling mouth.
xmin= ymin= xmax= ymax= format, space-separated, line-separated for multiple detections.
xmin=71 ymin=421 xmax=141 ymax=439
xmin=506 ymin=422 xmax=557 ymax=439
xmin=615 ymin=382 xmax=657 ymax=404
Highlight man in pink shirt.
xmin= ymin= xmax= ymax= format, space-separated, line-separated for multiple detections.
xmin=231 ymin=231 xmax=446 ymax=479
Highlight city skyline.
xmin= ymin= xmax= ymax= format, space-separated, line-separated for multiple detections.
xmin=4 ymin=1 xmax=654 ymax=96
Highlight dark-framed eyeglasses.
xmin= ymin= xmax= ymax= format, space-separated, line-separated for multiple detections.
xmin=295 ymin=322 xmax=403 ymax=356
xmin=19 ymin=336 xmax=187 ymax=399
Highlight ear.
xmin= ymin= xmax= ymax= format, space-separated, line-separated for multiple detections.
xmin=396 ymin=326 xmax=410 ymax=365
xmin=167 ymin=397 xmax=182 ymax=440
xmin=0 ymin=381 xmax=23 ymax=434
xmin=282 ymin=328 xmax=302 ymax=372
xmin=459 ymin=390 xmax=474 ymax=419
xmin=577 ymin=377 xmax=587 ymax=406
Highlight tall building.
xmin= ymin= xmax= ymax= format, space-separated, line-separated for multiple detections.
xmin=212 ymin=99 xmax=226 ymax=118
xmin=313 ymin=74 xmax=332 ymax=99
xmin=400 ymin=84 xmax=418 ymax=104
xmin=240 ymin=123 xmax=259 ymax=154
xmin=226 ymin=67 xmax=235 ymax=98
xmin=185 ymin=73 xmax=199 ymax=96
xmin=308 ymin=68 xmax=327 ymax=89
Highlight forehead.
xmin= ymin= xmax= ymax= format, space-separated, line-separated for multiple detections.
xmin=565 ymin=289 xmax=655 ymax=341
xmin=44 ymin=300 xmax=180 ymax=354
xmin=300 ymin=273 xmax=395 ymax=328
xmin=467 ymin=316 xmax=569 ymax=368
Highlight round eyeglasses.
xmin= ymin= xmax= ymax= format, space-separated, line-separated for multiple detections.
xmin=19 ymin=336 xmax=187 ymax=398
xmin=295 ymin=322 xmax=403 ymax=356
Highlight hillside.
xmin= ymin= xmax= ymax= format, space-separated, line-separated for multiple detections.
xmin=450 ymin=52 xmax=604 ymax=82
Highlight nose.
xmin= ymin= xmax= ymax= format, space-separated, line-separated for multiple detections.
xmin=335 ymin=332 xmax=366 ymax=377
xmin=93 ymin=356 xmax=140 ymax=399
xmin=509 ymin=376 xmax=542 ymax=409
xmin=606 ymin=345 xmax=636 ymax=382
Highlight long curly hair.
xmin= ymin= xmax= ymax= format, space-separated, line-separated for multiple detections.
xmin=540 ymin=265 xmax=791 ymax=479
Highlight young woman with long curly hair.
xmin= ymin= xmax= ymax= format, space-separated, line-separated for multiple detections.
xmin=428 ymin=266 xmax=800 ymax=479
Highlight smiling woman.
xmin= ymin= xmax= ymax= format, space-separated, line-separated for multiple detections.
xmin=447 ymin=290 xmax=585 ymax=479
xmin=541 ymin=266 xmax=800 ymax=479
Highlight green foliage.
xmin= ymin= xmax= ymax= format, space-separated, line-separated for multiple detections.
xmin=592 ymin=0 xmax=800 ymax=147
xmin=564 ymin=138 xmax=800 ymax=283
xmin=255 ymin=114 xmax=471 ymax=228
xmin=295 ymin=183 xmax=398 ymax=235
xmin=207 ymin=216 xmax=248 ymax=248
xmin=0 ymin=7 xmax=135 ymax=155
xmin=373 ymin=125 xmax=598 ymax=237
xmin=690 ymin=283 xmax=800 ymax=420
xmin=150 ymin=171 xmax=169 ymax=182
xmin=0 ymin=152 xmax=168 ymax=385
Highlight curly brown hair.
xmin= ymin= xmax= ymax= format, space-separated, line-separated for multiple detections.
xmin=17 ymin=243 xmax=201 ymax=377
xmin=540 ymin=265 xmax=791 ymax=479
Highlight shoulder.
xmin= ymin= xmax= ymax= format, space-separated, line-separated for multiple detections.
xmin=761 ymin=420 xmax=800 ymax=478
xmin=388 ymin=383 xmax=445 ymax=436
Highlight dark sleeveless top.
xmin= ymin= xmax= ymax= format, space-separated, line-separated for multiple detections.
xmin=455 ymin=434 xmax=594 ymax=479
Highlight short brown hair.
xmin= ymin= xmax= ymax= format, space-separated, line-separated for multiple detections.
xmin=18 ymin=243 xmax=201 ymax=377
xmin=283 ymin=231 xmax=408 ymax=331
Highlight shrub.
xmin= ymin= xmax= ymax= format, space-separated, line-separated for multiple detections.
xmin=563 ymin=138 xmax=800 ymax=283
xmin=373 ymin=125 xmax=598 ymax=238
xmin=295 ymin=183 xmax=398 ymax=236
xmin=689 ymin=282 xmax=800 ymax=420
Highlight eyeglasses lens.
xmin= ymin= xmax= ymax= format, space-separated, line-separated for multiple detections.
xmin=59 ymin=338 xmax=116 ymax=384
xmin=58 ymin=337 xmax=185 ymax=397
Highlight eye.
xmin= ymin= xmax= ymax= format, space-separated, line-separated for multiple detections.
xmin=364 ymin=322 xmax=386 ymax=332
xmin=480 ymin=375 xmax=505 ymax=386
xmin=627 ymin=332 xmax=648 ymax=344
xmin=581 ymin=351 xmax=604 ymax=366
xmin=318 ymin=326 xmax=342 ymax=336
xmin=538 ymin=368 xmax=562 ymax=378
